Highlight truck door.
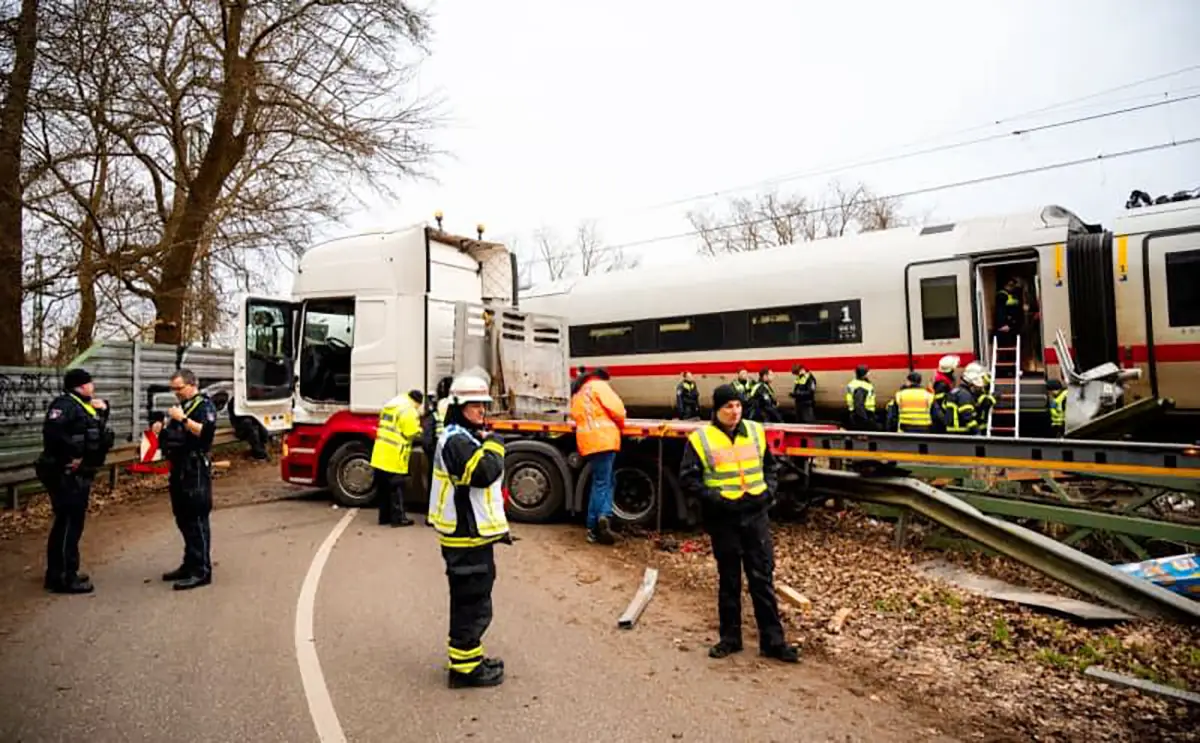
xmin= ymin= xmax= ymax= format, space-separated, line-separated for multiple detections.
xmin=905 ymin=258 xmax=975 ymax=369
xmin=234 ymin=295 xmax=296 ymax=432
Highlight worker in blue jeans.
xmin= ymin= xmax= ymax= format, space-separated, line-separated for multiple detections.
xmin=570 ymin=367 xmax=626 ymax=545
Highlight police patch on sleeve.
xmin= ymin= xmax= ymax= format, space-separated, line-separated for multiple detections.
xmin=206 ymin=410 xmax=216 ymax=423
xmin=48 ymin=408 xmax=63 ymax=420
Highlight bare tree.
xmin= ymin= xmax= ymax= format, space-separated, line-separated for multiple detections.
xmin=534 ymin=227 xmax=572 ymax=281
xmin=690 ymin=180 xmax=907 ymax=255
xmin=0 ymin=0 xmax=39 ymax=363
xmin=23 ymin=0 xmax=438 ymax=346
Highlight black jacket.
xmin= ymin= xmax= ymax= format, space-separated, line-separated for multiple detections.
xmin=40 ymin=392 xmax=113 ymax=470
xmin=436 ymin=407 xmax=510 ymax=544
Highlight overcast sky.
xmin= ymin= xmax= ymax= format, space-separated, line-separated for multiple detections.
xmin=291 ymin=0 xmax=1200 ymax=291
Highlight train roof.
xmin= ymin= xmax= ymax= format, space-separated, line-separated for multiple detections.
xmin=521 ymin=205 xmax=1084 ymax=322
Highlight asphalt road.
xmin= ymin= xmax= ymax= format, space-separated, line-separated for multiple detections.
xmin=0 ymin=497 xmax=958 ymax=743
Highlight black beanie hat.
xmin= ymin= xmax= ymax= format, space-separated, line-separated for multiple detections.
xmin=712 ymin=383 xmax=740 ymax=411
xmin=64 ymin=368 xmax=92 ymax=390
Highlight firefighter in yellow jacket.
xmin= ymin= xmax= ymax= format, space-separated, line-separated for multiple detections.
xmin=428 ymin=373 xmax=511 ymax=689
xmin=371 ymin=389 xmax=423 ymax=527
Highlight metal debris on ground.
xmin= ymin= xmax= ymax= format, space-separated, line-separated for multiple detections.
xmin=617 ymin=567 xmax=658 ymax=630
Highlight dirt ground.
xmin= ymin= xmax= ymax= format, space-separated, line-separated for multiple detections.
xmin=602 ymin=508 xmax=1200 ymax=743
xmin=3 ymin=455 xmax=1197 ymax=741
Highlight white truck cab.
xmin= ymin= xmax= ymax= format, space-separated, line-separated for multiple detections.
xmin=233 ymin=221 xmax=570 ymax=506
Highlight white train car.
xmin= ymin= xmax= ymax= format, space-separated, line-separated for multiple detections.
xmin=520 ymin=199 xmax=1200 ymax=424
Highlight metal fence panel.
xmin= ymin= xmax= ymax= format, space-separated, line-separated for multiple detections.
xmin=0 ymin=342 xmax=235 ymax=475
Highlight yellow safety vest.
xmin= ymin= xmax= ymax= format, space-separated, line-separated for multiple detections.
xmin=686 ymin=420 xmax=768 ymax=500
xmin=427 ymin=425 xmax=509 ymax=548
xmin=732 ymin=379 xmax=751 ymax=398
xmin=1050 ymin=390 xmax=1067 ymax=427
xmin=844 ymin=379 xmax=876 ymax=411
xmin=70 ymin=394 xmax=98 ymax=417
xmin=370 ymin=395 xmax=421 ymax=474
xmin=894 ymin=387 xmax=934 ymax=430
xmin=433 ymin=398 xmax=449 ymax=437
xmin=1000 ymin=290 xmax=1019 ymax=307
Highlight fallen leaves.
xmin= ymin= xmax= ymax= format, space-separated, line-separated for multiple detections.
xmin=615 ymin=505 xmax=1200 ymax=743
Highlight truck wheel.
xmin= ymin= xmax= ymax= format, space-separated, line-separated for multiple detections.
xmin=611 ymin=461 xmax=667 ymax=528
xmin=504 ymin=449 xmax=567 ymax=523
xmin=326 ymin=440 xmax=378 ymax=508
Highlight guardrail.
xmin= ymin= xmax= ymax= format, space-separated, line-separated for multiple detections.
xmin=1 ymin=430 xmax=237 ymax=509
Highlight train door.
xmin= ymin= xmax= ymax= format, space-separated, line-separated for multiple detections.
xmin=905 ymin=259 xmax=974 ymax=370
xmin=973 ymin=256 xmax=1045 ymax=375
xmin=1142 ymin=231 xmax=1200 ymax=403
xmin=234 ymin=295 xmax=296 ymax=432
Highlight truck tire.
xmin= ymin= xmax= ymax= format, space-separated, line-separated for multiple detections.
xmin=504 ymin=448 xmax=568 ymax=523
xmin=574 ymin=456 xmax=679 ymax=529
xmin=326 ymin=439 xmax=378 ymax=508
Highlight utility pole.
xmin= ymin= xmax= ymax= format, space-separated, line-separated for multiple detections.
xmin=32 ymin=253 xmax=43 ymax=365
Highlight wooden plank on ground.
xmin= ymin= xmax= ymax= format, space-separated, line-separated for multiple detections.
xmin=1084 ymin=666 xmax=1200 ymax=705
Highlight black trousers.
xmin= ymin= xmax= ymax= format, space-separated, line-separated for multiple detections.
xmin=375 ymin=470 xmax=408 ymax=524
xmin=794 ymin=403 xmax=815 ymax=424
xmin=443 ymin=543 xmax=496 ymax=674
xmin=706 ymin=508 xmax=785 ymax=651
xmin=169 ymin=457 xmax=213 ymax=578
xmin=41 ymin=467 xmax=93 ymax=585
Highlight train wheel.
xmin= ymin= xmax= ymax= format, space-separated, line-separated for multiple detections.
xmin=504 ymin=449 xmax=567 ymax=523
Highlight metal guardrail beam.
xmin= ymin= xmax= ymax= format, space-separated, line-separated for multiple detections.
xmin=1 ymin=430 xmax=237 ymax=509
xmin=945 ymin=490 xmax=1200 ymax=545
xmin=807 ymin=468 xmax=1200 ymax=624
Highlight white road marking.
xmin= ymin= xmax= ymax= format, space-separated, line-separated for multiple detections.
xmin=296 ymin=507 xmax=358 ymax=743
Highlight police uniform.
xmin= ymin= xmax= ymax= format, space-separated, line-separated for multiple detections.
xmin=160 ymin=390 xmax=218 ymax=589
xmin=371 ymin=392 xmax=421 ymax=527
xmin=675 ymin=378 xmax=700 ymax=419
xmin=893 ymin=385 xmax=934 ymax=434
xmin=747 ymin=377 xmax=782 ymax=423
xmin=678 ymin=384 xmax=798 ymax=664
xmin=427 ymin=376 xmax=510 ymax=688
xmin=790 ymin=370 xmax=816 ymax=424
xmin=845 ymin=370 xmax=877 ymax=431
xmin=35 ymin=368 xmax=114 ymax=593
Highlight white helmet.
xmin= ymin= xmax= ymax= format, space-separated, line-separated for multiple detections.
xmin=448 ymin=373 xmax=493 ymax=404
xmin=961 ymin=362 xmax=986 ymax=387
xmin=937 ymin=355 xmax=960 ymax=374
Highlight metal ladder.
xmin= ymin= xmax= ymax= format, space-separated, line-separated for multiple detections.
xmin=987 ymin=334 xmax=1021 ymax=438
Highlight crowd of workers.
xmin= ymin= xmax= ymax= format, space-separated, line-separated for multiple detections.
xmin=674 ymin=356 xmax=1069 ymax=437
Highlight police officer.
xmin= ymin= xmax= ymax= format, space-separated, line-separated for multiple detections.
xmin=675 ymin=371 xmax=700 ymax=420
xmin=994 ymin=276 xmax=1024 ymax=353
xmin=790 ymin=363 xmax=816 ymax=423
xmin=731 ymin=369 xmax=752 ymax=402
xmin=680 ymin=384 xmax=798 ymax=664
xmin=371 ymin=389 xmax=423 ymax=527
xmin=1047 ymin=378 xmax=1067 ymax=437
xmin=747 ymin=368 xmax=782 ymax=423
xmin=159 ymin=368 xmax=218 ymax=590
xmin=845 ymin=364 xmax=876 ymax=431
xmin=888 ymin=372 xmax=934 ymax=433
xmin=428 ymin=373 xmax=510 ymax=688
xmin=36 ymin=368 xmax=114 ymax=594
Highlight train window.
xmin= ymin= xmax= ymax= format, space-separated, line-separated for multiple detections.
xmin=793 ymin=300 xmax=863 ymax=345
xmin=919 ymin=275 xmax=960 ymax=339
xmin=722 ymin=311 xmax=750 ymax=348
xmin=750 ymin=311 xmax=792 ymax=347
xmin=571 ymin=324 xmax=635 ymax=356
xmin=1165 ymin=249 xmax=1200 ymax=327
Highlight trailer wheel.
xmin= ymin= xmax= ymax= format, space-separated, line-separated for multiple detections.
xmin=326 ymin=439 xmax=378 ymax=508
xmin=575 ymin=457 xmax=678 ymax=529
xmin=504 ymin=449 xmax=567 ymax=523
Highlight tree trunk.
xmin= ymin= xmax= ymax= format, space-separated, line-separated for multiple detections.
xmin=0 ymin=0 xmax=40 ymax=365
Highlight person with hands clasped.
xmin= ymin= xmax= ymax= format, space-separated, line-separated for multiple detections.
xmin=679 ymin=384 xmax=800 ymax=664
xmin=158 ymin=368 xmax=218 ymax=591
xmin=35 ymin=367 xmax=115 ymax=594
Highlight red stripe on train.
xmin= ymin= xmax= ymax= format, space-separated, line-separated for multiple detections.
xmin=572 ymin=343 xmax=1200 ymax=378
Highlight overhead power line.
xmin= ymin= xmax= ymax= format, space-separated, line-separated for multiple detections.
xmin=571 ymin=62 xmax=1200 ymax=223
xmin=521 ymin=135 xmax=1200 ymax=267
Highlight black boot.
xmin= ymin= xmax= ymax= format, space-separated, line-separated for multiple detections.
xmin=49 ymin=575 xmax=94 ymax=595
xmin=708 ymin=640 xmax=743 ymax=659
xmin=447 ymin=662 xmax=505 ymax=689
xmin=162 ymin=566 xmax=190 ymax=581
xmin=393 ymin=516 xmax=415 ymax=527
xmin=761 ymin=644 xmax=801 ymax=663
xmin=173 ymin=574 xmax=212 ymax=591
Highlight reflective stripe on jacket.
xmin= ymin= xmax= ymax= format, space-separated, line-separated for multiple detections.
xmin=570 ymin=379 xmax=626 ymax=456
xmin=370 ymin=395 xmax=421 ymax=474
xmin=427 ymin=424 xmax=509 ymax=548
xmin=686 ymin=420 xmax=768 ymax=500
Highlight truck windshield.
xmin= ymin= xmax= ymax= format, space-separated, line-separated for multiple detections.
xmin=299 ymin=298 xmax=355 ymax=403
